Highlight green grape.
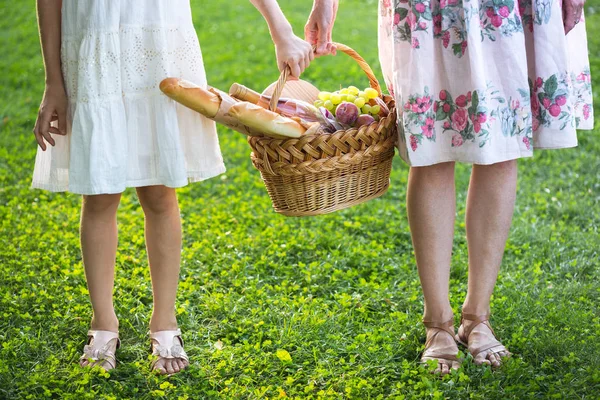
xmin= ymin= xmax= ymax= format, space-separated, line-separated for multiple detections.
xmin=314 ymin=100 xmax=324 ymax=108
xmin=364 ymin=88 xmax=379 ymax=99
xmin=318 ymin=91 xmax=331 ymax=101
xmin=340 ymin=88 xmax=349 ymax=95
xmin=331 ymin=94 xmax=342 ymax=105
xmin=324 ymin=100 xmax=334 ymax=111
xmin=340 ymin=94 xmax=348 ymax=102
xmin=348 ymin=86 xmax=359 ymax=95
xmin=354 ymin=97 xmax=366 ymax=109
xmin=362 ymin=104 xmax=372 ymax=114
xmin=347 ymin=94 xmax=356 ymax=103
xmin=358 ymin=91 xmax=368 ymax=101
xmin=370 ymin=105 xmax=381 ymax=115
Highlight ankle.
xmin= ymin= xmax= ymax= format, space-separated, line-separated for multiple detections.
xmin=461 ymin=302 xmax=490 ymax=319
xmin=150 ymin=311 xmax=178 ymax=332
xmin=423 ymin=305 xmax=454 ymax=324
xmin=91 ymin=313 xmax=119 ymax=332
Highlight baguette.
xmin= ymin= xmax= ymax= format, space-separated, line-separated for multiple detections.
xmin=228 ymin=102 xmax=307 ymax=139
xmin=159 ymin=78 xmax=220 ymax=118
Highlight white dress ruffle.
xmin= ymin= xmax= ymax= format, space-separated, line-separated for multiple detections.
xmin=32 ymin=0 xmax=225 ymax=195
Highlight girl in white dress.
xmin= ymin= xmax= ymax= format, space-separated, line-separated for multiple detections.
xmin=33 ymin=0 xmax=313 ymax=374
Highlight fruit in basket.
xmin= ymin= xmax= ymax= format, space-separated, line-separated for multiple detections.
xmin=335 ymin=102 xmax=359 ymax=126
xmin=356 ymin=114 xmax=375 ymax=127
xmin=364 ymin=87 xmax=379 ymax=99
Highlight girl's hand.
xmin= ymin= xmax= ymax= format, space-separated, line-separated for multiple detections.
xmin=563 ymin=0 xmax=585 ymax=34
xmin=274 ymin=34 xmax=314 ymax=78
xmin=33 ymin=83 xmax=67 ymax=151
xmin=305 ymin=0 xmax=339 ymax=56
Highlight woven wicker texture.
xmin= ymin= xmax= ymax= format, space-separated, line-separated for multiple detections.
xmin=248 ymin=43 xmax=398 ymax=216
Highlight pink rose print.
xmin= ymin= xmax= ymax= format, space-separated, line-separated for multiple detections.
xmin=486 ymin=7 xmax=496 ymax=18
xmin=439 ymin=90 xmax=448 ymax=101
xmin=532 ymin=117 xmax=540 ymax=131
xmin=419 ymin=21 xmax=427 ymax=29
xmin=456 ymin=95 xmax=467 ymax=107
xmin=412 ymin=104 xmax=419 ymax=113
xmin=411 ymin=37 xmax=420 ymax=48
xmin=410 ymin=135 xmax=418 ymax=151
xmin=491 ymin=15 xmax=503 ymax=27
xmin=383 ymin=0 xmax=392 ymax=8
xmin=548 ymin=104 xmax=561 ymax=117
xmin=555 ymin=95 xmax=567 ymax=106
xmin=433 ymin=101 xmax=439 ymax=112
xmin=535 ymin=77 xmax=543 ymax=89
xmin=451 ymin=108 xmax=468 ymax=132
xmin=448 ymin=0 xmax=458 ymax=4
xmin=394 ymin=13 xmax=401 ymax=25
xmin=433 ymin=15 xmax=442 ymax=35
xmin=498 ymin=6 xmax=510 ymax=17
xmin=478 ymin=113 xmax=487 ymax=123
xmin=452 ymin=133 xmax=464 ymax=147
xmin=421 ymin=117 xmax=435 ymax=138
xmin=440 ymin=0 xmax=447 ymax=7
xmin=442 ymin=31 xmax=450 ymax=48
xmin=583 ymin=104 xmax=591 ymax=120
xmin=467 ymin=91 xmax=472 ymax=101
xmin=443 ymin=121 xmax=451 ymax=129
xmin=415 ymin=2 xmax=426 ymax=13
xmin=443 ymin=103 xmax=451 ymax=113
xmin=407 ymin=11 xmax=417 ymax=29
xmin=542 ymin=98 xmax=551 ymax=109
xmin=523 ymin=136 xmax=531 ymax=150
xmin=531 ymin=97 xmax=540 ymax=115
xmin=416 ymin=96 xmax=432 ymax=112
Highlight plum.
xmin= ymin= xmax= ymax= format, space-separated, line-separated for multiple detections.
xmin=335 ymin=102 xmax=359 ymax=127
xmin=355 ymin=114 xmax=375 ymax=127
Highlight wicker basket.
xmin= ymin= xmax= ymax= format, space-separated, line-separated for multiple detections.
xmin=248 ymin=43 xmax=397 ymax=217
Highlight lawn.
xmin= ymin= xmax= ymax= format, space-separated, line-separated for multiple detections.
xmin=1 ymin=1 xmax=599 ymax=399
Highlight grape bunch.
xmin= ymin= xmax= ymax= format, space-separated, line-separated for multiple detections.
xmin=314 ymin=86 xmax=381 ymax=117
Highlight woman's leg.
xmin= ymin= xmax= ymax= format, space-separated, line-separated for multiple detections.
xmin=460 ymin=160 xmax=517 ymax=366
xmin=407 ymin=162 xmax=459 ymax=375
xmin=136 ymin=185 xmax=187 ymax=374
xmin=80 ymin=193 xmax=121 ymax=368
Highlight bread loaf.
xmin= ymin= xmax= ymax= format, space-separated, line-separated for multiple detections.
xmin=159 ymin=78 xmax=220 ymax=118
xmin=228 ymin=102 xmax=307 ymax=139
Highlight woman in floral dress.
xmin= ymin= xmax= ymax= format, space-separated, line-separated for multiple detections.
xmin=306 ymin=0 xmax=592 ymax=374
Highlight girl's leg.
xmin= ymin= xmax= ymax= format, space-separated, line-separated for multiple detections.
xmin=460 ymin=160 xmax=517 ymax=366
xmin=136 ymin=185 xmax=187 ymax=374
xmin=80 ymin=193 xmax=121 ymax=368
xmin=407 ymin=162 xmax=459 ymax=375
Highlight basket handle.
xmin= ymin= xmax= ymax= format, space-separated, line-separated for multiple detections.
xmin=268 ymin=42 xmax=383 ymax=112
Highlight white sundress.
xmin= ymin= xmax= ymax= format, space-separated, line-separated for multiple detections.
xmin=32 ymin=0 xmax=225 ymax=195
xmin=378 ymin=0 xmax=594 ymax=166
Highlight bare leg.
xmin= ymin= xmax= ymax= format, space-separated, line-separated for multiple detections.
xmin=460 ymin=160 xmax=517 ymax=366
xmin=136 ymin=185 xmax=187 ymax=375
xmin=79 ymin=193 xmax=121 ymax=369
xmin=407 ymin=162 xmax=459 ymax=375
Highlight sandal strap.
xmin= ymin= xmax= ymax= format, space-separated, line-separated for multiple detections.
xmin=423 ymin=317 xmax=455 ymax=338
xmin=460 ymin=313 xmax=496 ymax=341
xmin=150 ymin=329 xmax=189 ymax=364
xmin=80 ymin=330 xmax=120 ymax=368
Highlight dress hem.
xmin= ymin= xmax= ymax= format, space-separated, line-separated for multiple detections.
xmin=31 ymin=164 xmax=226 ymax=195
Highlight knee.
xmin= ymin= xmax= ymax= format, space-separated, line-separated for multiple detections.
xmin=82 ymin=194 xmax=121 ymax=215
xmin=137 ymin=186 xmax=178 ymax=216
xmin=411 ymin=161 xmax=455 ymax=182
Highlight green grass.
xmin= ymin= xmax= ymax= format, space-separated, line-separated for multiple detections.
xmin=1 ymin=1 xmax=600 ymax=399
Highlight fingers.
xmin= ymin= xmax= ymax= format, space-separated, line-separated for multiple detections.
xmin=58 ymin=107 xmax=67 ymax=135
xmin=33 ymin=121 xmax=47 ymax=151
xmin=289 ymin=60 xmax=301 ymax=78
xmin=563 ymin=1 xmax=583 ymax=34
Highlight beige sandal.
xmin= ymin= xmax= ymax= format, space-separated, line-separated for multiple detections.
xmin=79 ymin=330 xmax=120 ymax=370
xmin=456 ymin=313 xmax=511 ymax=364
xmin=150 ymin=329 xmax=189 ymax=375
xmin=421 ymin=318 xmax=461 ymax=371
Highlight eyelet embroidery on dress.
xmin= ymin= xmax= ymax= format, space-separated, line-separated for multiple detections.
xmin=61 ymin=26 xmax=203 ymax=103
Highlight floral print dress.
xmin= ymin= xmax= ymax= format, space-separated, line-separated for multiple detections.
xmin=378 ymin=0 xmax=593 ymax=166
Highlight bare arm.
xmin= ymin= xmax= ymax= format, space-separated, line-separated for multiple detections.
xmin=34 ymin=0 xmax=67 ymax=150
xmin=248 ymin=0 xmax=314 ymax=77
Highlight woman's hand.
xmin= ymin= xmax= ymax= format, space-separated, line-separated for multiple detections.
xmin=305 ymin=0 xmax=339 ymax=56
xmin=33 ymin=83 xmax=67 ymax=151
xmin=274 ymin=34 xmax=315 ymax=78
xmin=563 ymin=0 xmax=585 ymax=34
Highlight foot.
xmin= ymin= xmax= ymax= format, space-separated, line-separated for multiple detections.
xmin=421 ymin=318 xmax=461 ymax=375
xmin=456 ymin=313 xmax=511 ymax=367
xmin=79 ymin=330 xmax=120 ymax=371
xmin=150 ymin=329 xmax=189 ymax=375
